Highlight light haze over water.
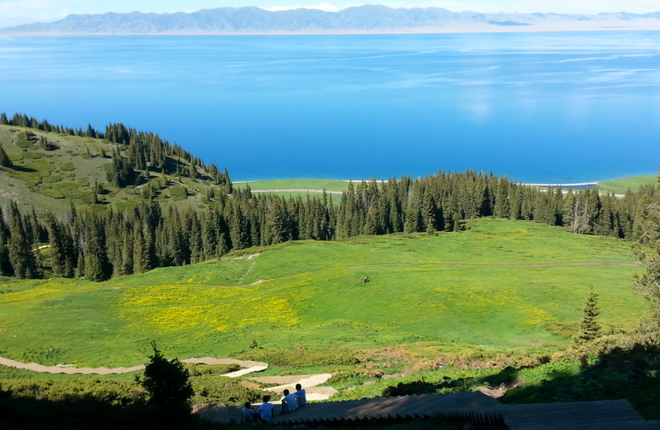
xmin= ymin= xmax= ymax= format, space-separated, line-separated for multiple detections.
xmin=1 ymin=32 xmax=660 ymax=183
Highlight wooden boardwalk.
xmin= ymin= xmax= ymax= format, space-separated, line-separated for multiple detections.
xmin=193 ymin=393 xmax=660 ymax=429
xmin=193 ymin=391 xmax=500 ymax=425
xmin=488 ymin=400 xmax=660 ymax=430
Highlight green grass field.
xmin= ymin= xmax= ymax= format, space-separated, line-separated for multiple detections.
xmin=234 ymin=179 xmax=350 ymax=203
xmin=0 ymin=219 xmax=644 ymax=368
xmin=597 ymin=175 xmax=657 ymax=194
xmin=233 ymin=178 xmax=350 ymax=192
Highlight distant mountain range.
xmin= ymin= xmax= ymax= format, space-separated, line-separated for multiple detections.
xmin=2 ymin=5 xmax=660 ymax=34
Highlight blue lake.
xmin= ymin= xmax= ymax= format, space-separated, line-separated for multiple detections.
xmin=1 ymin=32 xmax=660 ymax=183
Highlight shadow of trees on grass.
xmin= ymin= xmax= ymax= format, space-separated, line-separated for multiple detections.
xmin=0 ymin=390 xmax=221 ymax=430
xmin=378 ymin=340 xmax=660 ymax=420
xmin=490 ymin=343 xmax=660 ymax=420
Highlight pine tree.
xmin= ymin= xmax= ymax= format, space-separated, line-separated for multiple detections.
xmin=61 ymin=224 xmax=76 ymax=278
xmin=631 ymin=187 xmax=660 ymax=331
xmin=0 ymin=215 xmax=13 ymax=276
xmin=121 ymin=228 xmax=134 ymax=276
xmin=45 ymin=213 xmax=66 ymax=277
xmin=573 ymin=286 xmax=601 ymax=346
xmin=229 ymin=205 xmax=250 ymax=250
xmin=265 ymin=199 xmax=287 ymax=245
xmin=83 ymin=216 xmax=110 ymax=282
xmin=6 ymin=201 xmax=40 ymax=279
xmin=188 ymin=214 xmax=203 ymax=264
xmin=141 ymin=341 xmax=194 ymax=423
xmin=133 ymin=226 xmax=152 ymax=274
xmin=422 ymin=192 xmax=436 ymax=234
xmin=403 ymin=190 xmax=421 ymax=233
xmin=363 ymin=204 xmax=380 ymax=236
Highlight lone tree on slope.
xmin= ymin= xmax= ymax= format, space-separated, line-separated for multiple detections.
xmin=141 ymin=341 xmax=194 ymax=423
xmin=573 ymin=286 xmax=601 ymax=347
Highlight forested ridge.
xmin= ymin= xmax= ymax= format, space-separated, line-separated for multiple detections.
xmin=0 ymin=114 xmax=656 ymax=281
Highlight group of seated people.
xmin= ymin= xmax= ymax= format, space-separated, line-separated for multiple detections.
xmin=242 ymin=383 xmax=307 ymax=423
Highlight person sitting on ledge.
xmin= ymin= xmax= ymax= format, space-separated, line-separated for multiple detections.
xmin=281 ymin=389 xmax=299 ymax=413
xmin=295 ymin=383 xmax=307 ymax=406
xmin=242 ymin=401 xmax=257 ymax=423
xmin=257 ymin=395 xmax=275 ymax=421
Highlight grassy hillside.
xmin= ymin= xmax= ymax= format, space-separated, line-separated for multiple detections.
xmin=598 ymin=174 xmax=657 ymax=194
xmin=0 ymin=218 xmax=643 ymax=368
xmin=0 ymin=124 xmax=228 ymax=214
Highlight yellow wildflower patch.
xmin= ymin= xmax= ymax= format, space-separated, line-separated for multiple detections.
xmin=1 ymin=283 xmax=65 ymax=304
xmin=118 ymin=284 xmax=300 ymax=333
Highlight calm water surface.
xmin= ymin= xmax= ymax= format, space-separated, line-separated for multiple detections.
xmin=1 ymin=32 xmax=659 ymax=182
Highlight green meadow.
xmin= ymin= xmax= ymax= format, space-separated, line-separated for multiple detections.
xmin=233 ymin=178 xmax=350 ymax=192
xmin=0 ymin=219 xmax=644 ymax=368
xmin=597 ymin=174 xmax=657 ymax=194
xmin=233 ymin=178 xmax=349 ymax=203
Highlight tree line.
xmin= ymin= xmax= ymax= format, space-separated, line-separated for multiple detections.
xmin=1 ymin=113 xmax=656 ymax=281
xmin=0 ymin=169 xmax=656 ymax=282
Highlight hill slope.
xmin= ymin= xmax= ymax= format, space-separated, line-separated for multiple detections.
xmin=0 ymin=123 xmax=230 ymax=214
xmin=0 ymin=218 xmax=644 ymax=367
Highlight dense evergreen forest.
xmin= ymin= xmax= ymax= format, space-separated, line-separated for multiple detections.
xmin=0 ymin=114 xmax=656 ymax=281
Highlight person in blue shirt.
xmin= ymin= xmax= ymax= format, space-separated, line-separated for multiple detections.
xmin=257 ymin=395 xmax=276 ymax=421
xmin=295 ymin=384 xmax=307 ymax=406
xmin=281 ymin=389 xmax=299 ymax=413
xmin=242 ymin=401 xmax=257 ymax=423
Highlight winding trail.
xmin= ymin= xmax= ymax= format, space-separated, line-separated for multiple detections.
xmin=0 ymin=355 xmax=338 ymax=400
xmin=0 ymin=356 xmax=268 ymax=377
xmin=248 ymin=373 xmax=337 ymax=401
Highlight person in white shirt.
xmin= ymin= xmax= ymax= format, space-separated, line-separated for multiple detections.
xmin=295 ymin=383 xmax=307 ymax=406
xmin=256 ymin=395 xmax=275 ymax=421
xmin=281 ymin=389 xmax=299 ymax=413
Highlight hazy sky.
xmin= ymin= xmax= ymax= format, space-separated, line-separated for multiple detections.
xmin=1 ymin=0 xmax=659 ymax=28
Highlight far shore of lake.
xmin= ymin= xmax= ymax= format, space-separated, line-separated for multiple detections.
xmin=4 ymin=20 xmax=660 ymax=37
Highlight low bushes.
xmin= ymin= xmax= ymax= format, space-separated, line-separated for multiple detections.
xmin=191 ymin=375 xmax=265 ymax=405
xmin=0 ymin=379 xmax=145 ymax=405
xmin=183 ymin=363 xmax=240 ymax=376
xmin=232 ymin=347 xmax=363 ymax=368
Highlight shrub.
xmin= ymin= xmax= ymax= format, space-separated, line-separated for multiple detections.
xmin=0 ymin=379 xmax=145 ymax=405
xmin=545 ymin=321 xmax=579 ymax=339
xmin=140 ymin=342 xmax=193 ymax=421
xmin=39 ymin=189 xmax=65 ymax=199
xmin=183 ymin=363 xmax=240 ymax=377
xmin=170 ymin=186 xmax=188 ymax=200
xmin=326 ymin=370 xmax=366 ymax=385
xmin=231 ymin=348 xmax=362 ymax=368
xmin=191 ymin=375 xmax=265 ymax=405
